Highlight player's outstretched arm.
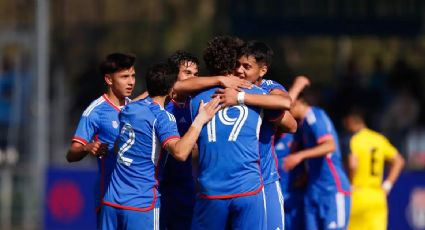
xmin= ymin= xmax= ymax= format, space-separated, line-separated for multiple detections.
xmin=272 ymin=111 xmax=297 ymax=133
xmin=283 ymin=138 xmax=336 ymax=171
xmin=165 ymin=98 xmax=221 ymax=161
xmin=383 ymin=153 xmax=405 ymax=194
xmin=288 ymin=75 xmax=310 ymax=100
xmin=268 ymin=88 xmax=297 ymax=132
xmin=66 ymin=141 xmax=108 ymax=162
xmin=173 ymin=76 xmax=252 ymax=95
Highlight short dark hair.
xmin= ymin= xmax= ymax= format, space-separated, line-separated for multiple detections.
xmin=239 ymin=41 xmax=273 ymax=67
xmin=168 ymin=50 xmax=199 ymax=71
xmin=100 ymin=53 xmax=136 ymax=76
xmin=344 ymin=106 xmax=366 ymax=121
xmin=203 ymin=36 xmax=245 ymax=75
xmin=145 ymin=62 xmax=177 ymax=97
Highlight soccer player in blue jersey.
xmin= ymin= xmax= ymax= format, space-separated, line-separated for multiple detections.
xmin=188 ymin=36 xmax=293 ymax=230
xmin=275 ymin=76 xmax=310 ymax=230
xmin=213 ymin=40 xmax=298 ymax=230
xmin=283 ymin=86 xmax=351 ymax=230
xmin=66 ymin=53 xmax=136 ymax=225
xmin=159 ymin=50 xmax=200 ymax=230
xmin=101 ymin=63 xmax=221 ymax=230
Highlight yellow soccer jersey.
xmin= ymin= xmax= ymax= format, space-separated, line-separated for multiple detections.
xmin=350 ymin=128 xmax=398 ymax=189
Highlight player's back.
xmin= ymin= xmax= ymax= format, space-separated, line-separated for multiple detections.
xmin=350 ymin=128 xmax=397 ymax=189
xmin=190 ymin=86 xmax=265 ymax=198
xmin=104 ymin=98 xmax=178 ymax=210
xmin=348 ymin=128 xmax=394 ymax=230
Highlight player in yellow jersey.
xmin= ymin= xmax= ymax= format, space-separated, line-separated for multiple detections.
xmin=343 ymin=108 xmax=405 ymax=230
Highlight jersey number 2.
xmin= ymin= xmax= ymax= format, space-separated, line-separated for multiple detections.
xmin=117 ymin=123 xmax=135 ymax=166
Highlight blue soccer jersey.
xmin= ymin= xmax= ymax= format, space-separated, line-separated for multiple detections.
xmin=160 ymin=98 xmax=196 ymax=230
xmin=161 ymin=98 xmax=194 ymax=189
xmin=259 ymin=79 xmax=287 ymax=185
xmin=102 ymin=97 xmax=180 ymax=211
xmin=72 ymin=94 xmax=130 ymax=211
xmin=190 ymin=86 xmax=266 ymax=198
xmin=274 ymin=133 xmax=293 ymax=196
xmin=295 ymin=107 xmax=350 ymax=195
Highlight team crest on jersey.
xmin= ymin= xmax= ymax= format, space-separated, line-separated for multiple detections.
xmin=112 ymin=120 xmax=119 ymax=129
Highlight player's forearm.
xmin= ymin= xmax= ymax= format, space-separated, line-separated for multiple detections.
xmin=66 ymin=145 xmax=88 ymax=162
xmin=244 ymin=93 xmax=292 ymax=110
xmin=274 ymin=112 xmax=297 ymax=133
xmin=385 ymin=154 xmax=405 ymax=184
xmin=172 ymin=118 xmax=204 ymax=161
xmin=298 ymin=139 xmax=336 ymax=160
xmin=288 ymin=76 xmax=310 ymax=100
xmin=173 ymin=76 xmax=221 ymax=94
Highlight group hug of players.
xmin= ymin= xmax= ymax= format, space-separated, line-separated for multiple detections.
xmin=67 ymin=36 xmax=405 ymax=230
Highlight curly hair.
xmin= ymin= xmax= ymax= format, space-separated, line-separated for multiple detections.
xmin=203 ymin=36 xmax=245 ymax=75
xmin=168 ymin=50 xmax=199 ymax=71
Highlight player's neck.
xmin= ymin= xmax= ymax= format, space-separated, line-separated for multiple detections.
xmin=151 ymin=96 xmax=167 ymax=107
xmin=105 ymin=91 xmax=126 ymax=107
xmin=254 ymin=77 xmax=263 ymax=86
xmin=354 ymin=124 xmax=366 ymax=133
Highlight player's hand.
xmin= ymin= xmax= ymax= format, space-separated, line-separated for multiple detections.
xmin=196 ymin=97 xmax=221 ymax=125
xmin=219 ymin=76 xmax=252 ymax=91
xmin=283 ymin=154 xmax=303 ymax=171
xmin=382 ymin=180 xmax=393 ymax=195
xmin=293 ymin=75 xmax=310 ymax=88
xmin=212 ymin=88 xmax=239 ymax=107
xmin=83 ymin=141 xmax=108 ymax=158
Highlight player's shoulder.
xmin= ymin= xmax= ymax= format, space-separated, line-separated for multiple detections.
xmin=190 ymin=87 xmax=215 ymax=101
xmin=261 ymin=79 xmax=278 ymax=86
xmin=82 ymin=95 xmax=108 ymax=117
xmin=260 ymin=79 xmax=286 ymax=92
xmin=305 ymin=107 xmax=321 ymax=125
xmin=146 ymin=101 xmax=176 ymax=123
xmin=353 ymin=128 xmax=382 ymax=141
xmin=121 ymin=97 xmax=154 ymax=118
xmin=245 ymin=84 xmax=267 ymax=95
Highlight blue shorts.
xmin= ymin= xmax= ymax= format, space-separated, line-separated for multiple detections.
xmin=160 ymin=185 xmax=195 ymax=230
xmin=304 ymin=192 xmax=351 ymax=230
xmin=264 ymin=181 xmax=285 ymax=230
xmin=192 ymin=189 xmax=266 ymax=230
xmin=100 ymin=200 xmax=160 ymax=230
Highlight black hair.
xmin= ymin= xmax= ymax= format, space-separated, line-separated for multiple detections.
xmin=344 ymin=106 xmax=366 ymax=120
xmin=168 ymin=50 xmax=199 ymax=71
xmin=145 ymin=62 xmax=177 ymax=97
xmin=203 ymin=36 xmax=245 ymax=75
xmin=239 ymin=40 xmax=273 ymax=67
xmin=99 ymin=53 xmax=136 ymax=76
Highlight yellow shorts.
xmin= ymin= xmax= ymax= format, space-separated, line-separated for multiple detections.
xmin=348 ymin=187 xmax=387 ymax=230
